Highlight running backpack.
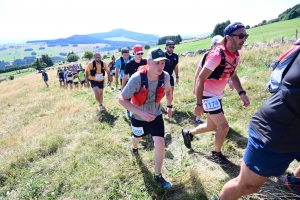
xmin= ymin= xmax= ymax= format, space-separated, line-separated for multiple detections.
xmin=91 ymin=60 xmax=105 ymax=76
xmin=201 ymin=48 xmax=237 ymax=80
xmin=131 ymin=65 xmax=165 ymax=106
xmin=266 ymin=39 xmax=300 ymax=94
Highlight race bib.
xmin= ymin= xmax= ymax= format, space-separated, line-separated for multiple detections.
xmin=110 ymin=70 xmax=116 ymax=74
xmin=131 ymin=126 xmax=144 ymax=136
xmin=95 ymin=74 xmax=103 ymax=80
xmin=202 ymin=96 xmax=221 ymax=111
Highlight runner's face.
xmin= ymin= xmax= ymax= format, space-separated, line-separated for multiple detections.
xmin=228 ymin=28 xmax=247 ymax=51
xmin=166 ymin=45 xmax=175 ymax=54
xmin=150 ymin=60 xmax=166 ymax=75
xmin=94 ymin=54 xmax=101 ymax=62
xmin=122 ymin=53 xmax=130 ymax=60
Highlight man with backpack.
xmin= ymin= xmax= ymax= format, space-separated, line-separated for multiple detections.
xmin=115 ymin=47 xmax=132 ymax=90
xmin=118 ymin=48 xmax=173 ymax=189
xmin=164 ymin=40 xmax=179 ymax=106
xmin=85 ymin=52 xmax=111 ymax=111
xmin=212 ymin=39 xmax=300 ymax=200
xmin=182 ymin=22 xmax=250 ymax=167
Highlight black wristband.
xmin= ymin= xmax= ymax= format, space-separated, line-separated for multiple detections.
xmin=167 ymin=105 xmax=173 ymax=108
xmin=196 ymin=103 xmax=202 ymax=106
xmin=238 ymin=90 xmax=246 ymax=96
xmin=176 ymin=76 xmax=179 ymax=79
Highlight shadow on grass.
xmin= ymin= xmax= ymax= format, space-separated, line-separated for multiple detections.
xmin=140 ymin=133 xmax=173 ymax=152
xmin=226 ymin=127 xmax=248 ymax=149
xmin=135 ymin=156 xmax=209 ymax=200
xmin=96 ymin=111 xmax=119 ymax=126
xmin=163 ymin=109 xmax=197 ymax=125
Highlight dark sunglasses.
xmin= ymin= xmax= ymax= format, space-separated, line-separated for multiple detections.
xmin=136 ymin=52 xmax=144 ymax=55
xmin=168 ymin=46 xmax=175 ymax=49
xmin=230 ymin=33 xmax=249 ymax=39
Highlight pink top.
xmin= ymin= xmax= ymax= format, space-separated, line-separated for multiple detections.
xmin=202 ymin=45 xmax=240 ymax=98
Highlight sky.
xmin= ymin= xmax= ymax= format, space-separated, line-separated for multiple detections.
xmin=0 ymin=0 xmax=299 ymax=44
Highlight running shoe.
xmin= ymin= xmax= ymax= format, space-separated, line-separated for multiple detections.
xmin=154 ymin=174 xmax=172 ymax=189
xmin=182 ymin=130 xmax=193 ymax=149
xmin=99 ymin=105 xmax=105 ymax=111
xmin=280 ymin=173 xmax=300 ymax=196
xmin=208 ymin=151 xmax=234 ymax=167
xmin=195 ymin=119 xmax=204 ymax=124
xmin=130 ymin=147 xmax=139 ymax=156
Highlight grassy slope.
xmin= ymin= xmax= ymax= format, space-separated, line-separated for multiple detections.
xmin=1 ymin=19 xmax=300 ymax=200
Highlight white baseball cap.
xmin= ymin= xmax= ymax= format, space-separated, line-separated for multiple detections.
xmin=211 ymin=35 xmax=224 ymax=45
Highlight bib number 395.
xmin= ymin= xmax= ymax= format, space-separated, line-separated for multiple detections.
xmin=131 ymin=126 xmax=144 ymax=136
xmin=202 ymin=97 xmax=221 ymax=112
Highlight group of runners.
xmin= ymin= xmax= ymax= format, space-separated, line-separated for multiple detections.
xmin=41 ymin=21 xmax=300 ymax=199
xmin=55 ymin=64 xmax=86 ymax=89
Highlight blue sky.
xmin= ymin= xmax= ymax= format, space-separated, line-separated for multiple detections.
xmin=0 ymin=0 xmax=299 ymax=44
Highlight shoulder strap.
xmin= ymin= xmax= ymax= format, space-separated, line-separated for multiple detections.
xmin=158 ymin=72 xmax=165 ymax=87
xmin=140 ymin=72 xmax=148 ymax=89
xmin=92 ymin=60 xmax=96 ymax=70
xmin=101 ymin=61 xmax=105 ymax=76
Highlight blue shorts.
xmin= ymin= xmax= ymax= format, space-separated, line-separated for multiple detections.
xmin=243 ymin=126 xmax=300 ymax=177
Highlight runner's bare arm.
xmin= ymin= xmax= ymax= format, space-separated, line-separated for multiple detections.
xmin=195 ymin=67 xmax=213 ymax=117
xmin=231 ymin=72 xmax=250 ymax=107
xmin=174 ymin=64 xmax=179 ymax=84
xmin=165 ymin=84 xmax=173 ymax=118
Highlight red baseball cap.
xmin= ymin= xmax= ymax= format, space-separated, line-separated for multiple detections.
xmin=133 ymin=44 xmax=143 ymax=53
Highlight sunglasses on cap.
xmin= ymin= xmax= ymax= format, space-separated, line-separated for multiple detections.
xmin=230 ymin=33 xmax=249 ymax=39
xmin=168 ymin=46 xmax=175 ymax=49
xmin=136 ymin=52 xmax=144 ymax=55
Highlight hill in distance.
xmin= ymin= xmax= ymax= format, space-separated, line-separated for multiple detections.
xmin=26 ymin=28 xmax=160 ymax=51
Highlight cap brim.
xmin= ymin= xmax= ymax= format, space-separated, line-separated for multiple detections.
xmin=152 ymin=57 xmax=169 ymax=62
xmin=135 ymin=50 xmax=144 ymax=53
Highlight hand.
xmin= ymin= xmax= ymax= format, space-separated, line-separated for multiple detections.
xmin=86 ymin=82 xmax=90 ymax=88
xmin=165 ymin=107 xmax=173 ymax=119
xmin=176 ymin=78 xmax=179 ymax=84
xmin=107 ymin=81 xmax=111 ymax=86
xmin=228 ymin=81 xmax=234 ymax=91
xmin=194 ymin=105 xmax=204 ymax=118
xmin=240 ymin=94 xmax=250 ymax=108
xmin=140 ymin=111 xmax=156 ymax=122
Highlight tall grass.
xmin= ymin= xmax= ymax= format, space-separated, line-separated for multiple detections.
xmin=1 ymin=41 xmax=299 ymax=199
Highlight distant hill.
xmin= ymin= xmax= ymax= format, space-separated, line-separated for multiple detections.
xmin=26 ymin=29 xmax=159 ymax=51
xmin=253 ymin=3 xmax=300 ymax=27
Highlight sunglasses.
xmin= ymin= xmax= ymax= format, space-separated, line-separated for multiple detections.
xmin=168 ymin=46 xmax=175 ymax=49
xmin=136 ymin=52 xmax=144 ymax=55
xmin=230 ymin=33 xmax=249 ymax=39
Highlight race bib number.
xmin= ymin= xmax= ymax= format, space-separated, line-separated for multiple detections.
xmin=95 ymin=74 xmax=103 ymax=80
xmin=202 ymin=96 xmax=221 ymax=112
xmin=131 ymin=126 xmax=144 ymax=136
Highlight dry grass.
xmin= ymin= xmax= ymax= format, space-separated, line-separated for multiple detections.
xmin=0 ymin=44 xmax=299 ymax=199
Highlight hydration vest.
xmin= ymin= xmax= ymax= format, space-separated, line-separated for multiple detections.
xmin=91 ymin=60 xmax=105 ymax=76
xmin=201 ymin=48 xmax=237 ymax=80
xmin=131 ymin=65 xmax=165 ymax=106
xmin=266 ymin=39 xmax=300 ymax=93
